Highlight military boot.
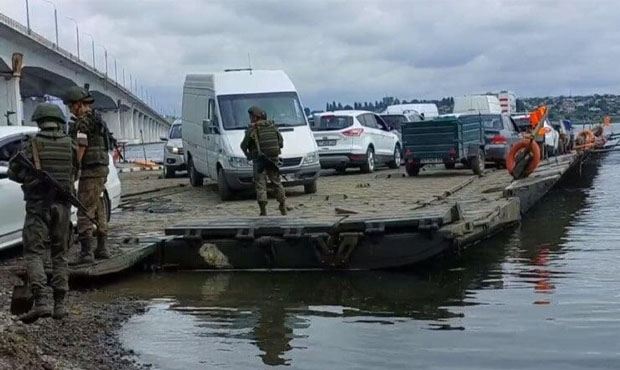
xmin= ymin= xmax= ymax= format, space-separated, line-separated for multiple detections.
xmin=19 ymin=288 xmax=52 ymax=324
xmin=94 ymin=235 xmax=111 ymax=259
xmin=279 ymin=202 xmax=287 ymax=216
xmin=52 ymin=290 xmax=67 ymax=320
xmin=78 ymin=238 xmax=95 ymax=264
xmin=259 ymin=202 xmax=268 ymax=216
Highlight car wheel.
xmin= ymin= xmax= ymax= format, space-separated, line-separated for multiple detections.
xmin=360 ymin=147 xmax=375 ymax=173
xmin=163 ymin=166 xmax=175 ymax=179
xmin=388 ymin=145 xmax=401 ymax=169
xmin=304 ymin=181 xmax=318 ymax=194
xmin=188 ymin=157 xmax=203 ymax=187
xmin=470 ymin=151 xmax=485 ymax=175
xmin=217 ymin=167 xmax=233 ymax=201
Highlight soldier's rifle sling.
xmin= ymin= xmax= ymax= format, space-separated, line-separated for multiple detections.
xmin=14 ymin=152 xmax=100 ymax=229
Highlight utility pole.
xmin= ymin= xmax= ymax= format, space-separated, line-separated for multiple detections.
xmin=66 ymin=17 xmax=80 ymax=59
xmin=85 ymin=33 xmax=95 ymax=68
xmin=42 ymin=0 xmax=58 ymax=48
xmin=25 ymin=0 xmax=31 ymax=34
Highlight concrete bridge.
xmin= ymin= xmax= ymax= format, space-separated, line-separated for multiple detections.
xmin=0 ymin=13 xmax=169 ymax=143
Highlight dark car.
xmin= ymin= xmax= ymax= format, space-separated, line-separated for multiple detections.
xmin=482 ymin=114 xmax=521 ymax=168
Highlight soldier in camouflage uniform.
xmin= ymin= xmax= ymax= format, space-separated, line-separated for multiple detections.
xmin=63 ymin=86 xmax=114 ymax=263
xmin=8 ymin=103 xmax=79 ymax=323
xmin=240 ymin=106 xmax=287 ymax=216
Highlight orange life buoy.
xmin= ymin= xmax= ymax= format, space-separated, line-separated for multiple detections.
xmin=506 ymin=139 xmax=541 ymax=178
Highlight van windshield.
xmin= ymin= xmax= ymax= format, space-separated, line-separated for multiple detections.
xmin=218 ymin=92 xmax=306 ymax=130
xmin=169 ymin=124 xmax=182 ymax=139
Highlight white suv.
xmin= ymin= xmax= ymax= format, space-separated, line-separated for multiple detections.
xmin=311 ymin=110 xmax=401 ymax=173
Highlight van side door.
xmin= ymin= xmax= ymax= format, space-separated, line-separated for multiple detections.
xmin=205 ymin=97 xmax=221 ymax=179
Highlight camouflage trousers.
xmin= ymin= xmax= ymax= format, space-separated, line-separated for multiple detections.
xmin=254 ymin=162 xmax=286 ymax=204
xmin=77 ymin=176 xmax=107 ymax=241
xmin=22 ymin=200 xmax=70 ymax=293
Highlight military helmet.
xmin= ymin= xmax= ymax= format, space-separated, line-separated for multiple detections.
xmin=248 ymin=105 xmax=266 ymax=119
xmin=63 ymin=86 xmax=95 ymax=104
xmin=31 ymin=103 xmax=66 ymax=125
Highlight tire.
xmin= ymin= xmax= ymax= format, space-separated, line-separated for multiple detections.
xmin=387 ymin=146 xmax=401 ymax=169
xmin=444 ymin=161 xmax=456 ymax=170
xmin=304 ymin=181 xmax=318 ymax=194
xmin=217 ymin=167 xmax=233 ymax=201
xmin=405 ymin=162 xmax=420 ymax=176
xmin=163 ymin=166 xmax=175 ymax=179
xmin=360 ymin=147 xmax=375 ymax=173
xmin=188 ymin=157 xmax=203 ymax=187
xmin=470 ymin=150 xmax=485 ymax=176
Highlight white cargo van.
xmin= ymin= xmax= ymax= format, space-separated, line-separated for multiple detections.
xmin=181 ymin=69 xmax=320 ymax=200
xmin=384 ymin=104 xmax=439 ymax=119
xmin=453 ymin=95 xmax=502 ymax=114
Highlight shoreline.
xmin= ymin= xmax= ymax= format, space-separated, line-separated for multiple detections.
xmin=0 ymin=260 xmax=147 ymax=370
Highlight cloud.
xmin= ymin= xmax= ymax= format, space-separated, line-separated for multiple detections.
xmin=2 ymin=0 xmax=620 ymax=113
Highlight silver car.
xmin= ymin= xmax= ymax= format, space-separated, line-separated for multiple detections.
xmin=162 ymin=122 xmax=185 ymax=178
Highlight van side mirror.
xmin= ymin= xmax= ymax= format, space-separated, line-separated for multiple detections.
xmin=0 ymin=166 xmax=8 ymax=179
xmin=209 ymin=121 xmax=220 ymax=135
xmin=202 ymin=119 xmax=210 ymax=135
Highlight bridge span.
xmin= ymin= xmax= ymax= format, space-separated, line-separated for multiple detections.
xmin=0 ymin=12 xmax=169 ymax=143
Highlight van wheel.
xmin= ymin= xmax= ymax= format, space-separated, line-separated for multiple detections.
xmin=163 ymin=166 xmax=175 ymax=179
xmin=217 ymin=168 xmax=233 ymax=201
xmin=304 ymin=180 xmax=317 ymax=194
xmin=188 ymin=157 xmax=203 ymax=187
xmin=387 ymin=145 xmax=401 ymax=169
xmin=360 ymin=147 xmax=375 ymax=173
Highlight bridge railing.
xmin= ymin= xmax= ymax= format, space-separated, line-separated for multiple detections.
xmin=0 ymin=12 xmax=166 ymax=122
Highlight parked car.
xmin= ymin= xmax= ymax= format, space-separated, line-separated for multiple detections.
xmin=384 ymin=103 xmax=439 ymax=119
xmin=161 ymin=120 xmax=185 ymax=178
xmin=0 ymin=126 xmax=121 ymax=250
xmin=453 ymin=95 xmax=502 ymax=114
xmin=481 ymin=114 xmax=521 ymax=168
xmin=311 ymin=111 xmax=401 ymax=174
xmin=402 ymin=114 xmax=485 ymax=176
xmin=181 ymin=69 xmax=320 ymax=200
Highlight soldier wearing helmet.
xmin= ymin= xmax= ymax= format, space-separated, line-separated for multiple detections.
xmin=240 ymin=106 xmax=287 ymax=216
xmin=8 ymin=103 xmax=79 ymax=323
xmin=63 ymin=86 xmax=115 ymax=263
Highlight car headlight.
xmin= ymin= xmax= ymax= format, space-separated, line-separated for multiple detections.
xmin=228 ymin=156 xmax=252 ymax=168
xmin=303 ymin=151 xmax=319 ymax=164
xmin=166 ymin=146 xmax=180 ymax=154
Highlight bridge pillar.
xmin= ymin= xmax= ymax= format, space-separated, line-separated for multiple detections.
xmin=133 ymin=111 xmax=140 ymax=142
xmin=0 ymin=73 xmax=24 ymax=126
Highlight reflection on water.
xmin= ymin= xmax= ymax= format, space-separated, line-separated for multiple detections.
xmin=115 ymin=152 xmax=620 ymax=369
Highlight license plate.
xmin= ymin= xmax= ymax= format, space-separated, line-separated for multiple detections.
xmin=317 ymin=140 xmax=337 ymax=146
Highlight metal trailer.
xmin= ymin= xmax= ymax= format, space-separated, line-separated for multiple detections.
xmin=402 ymin=115 xmax=486 ymax=176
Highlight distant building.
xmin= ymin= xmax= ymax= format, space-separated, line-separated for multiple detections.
xmin=497 ymin=91 xmax=517 ymax=114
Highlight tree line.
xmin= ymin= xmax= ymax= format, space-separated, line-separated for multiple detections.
xmin=324 ymin=96 xmax=455 ymax=114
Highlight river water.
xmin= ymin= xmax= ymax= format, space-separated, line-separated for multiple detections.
xmin=111 ymin=150 xmax=620 ymax=369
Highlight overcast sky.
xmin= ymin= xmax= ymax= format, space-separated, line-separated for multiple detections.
xmin=2 ymin=0 xmax=620 ymax=113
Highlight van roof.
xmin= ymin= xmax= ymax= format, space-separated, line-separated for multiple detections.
xmin=184 ymin=70 xmax=296 ymax=96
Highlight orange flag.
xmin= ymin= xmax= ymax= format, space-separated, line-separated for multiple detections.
xmin=529 ymin=106 xmax=547 ymax=128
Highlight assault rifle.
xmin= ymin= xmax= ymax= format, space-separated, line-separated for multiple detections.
xmin=12 ymin=152 xmax=100 ymax=229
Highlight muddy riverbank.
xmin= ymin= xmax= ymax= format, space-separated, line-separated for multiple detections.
xmin=0 ymin=261 xmax=147 ymax=370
